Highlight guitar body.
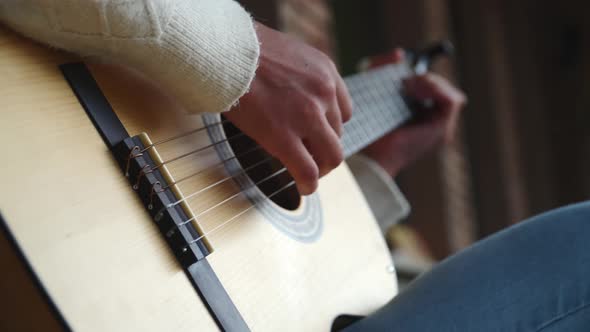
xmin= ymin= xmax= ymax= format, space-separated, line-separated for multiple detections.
xmin=0 ymin=27 xmax=396 ymax=331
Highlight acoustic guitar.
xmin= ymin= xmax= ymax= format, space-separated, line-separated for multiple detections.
xmin=0 ymin=26 xmax=447 ymax=331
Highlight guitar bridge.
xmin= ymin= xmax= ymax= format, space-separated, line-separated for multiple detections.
xmin=60 ymin=62 xmax=248 ymax=330
xmin=113 ymin=133 xmax=212 ymax=267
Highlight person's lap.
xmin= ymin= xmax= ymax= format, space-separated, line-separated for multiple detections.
xmin=346 ymin=201 xmax=590 ymax=331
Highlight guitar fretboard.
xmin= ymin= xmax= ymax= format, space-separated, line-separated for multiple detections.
xmin=342 ymin=63 xmax=413 ymax=157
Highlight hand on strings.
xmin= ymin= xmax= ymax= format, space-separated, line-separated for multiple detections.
xmin=224 ymin=23 xmax=352 ymax=195
xmin=362 ymin=49 xmax=467 ymax=177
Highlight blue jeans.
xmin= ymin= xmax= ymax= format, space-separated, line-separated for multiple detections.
xmin=346 ymin=202 xmax=590 ymax=331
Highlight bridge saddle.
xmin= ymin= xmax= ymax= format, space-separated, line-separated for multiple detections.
xmin=113 ymin=133 xmax=212 ymax=267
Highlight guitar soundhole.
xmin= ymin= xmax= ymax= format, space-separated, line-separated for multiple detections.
xmin=222 ymin=116 xmax=302 ymax=211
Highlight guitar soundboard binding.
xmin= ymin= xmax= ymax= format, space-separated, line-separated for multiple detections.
xmin=113 ymin=136 xmax=211 ymax=267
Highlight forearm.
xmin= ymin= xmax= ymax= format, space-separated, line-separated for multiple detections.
xmin=0 ymin=0 xmax=259 ymax=113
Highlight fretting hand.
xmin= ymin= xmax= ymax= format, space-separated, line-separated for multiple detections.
xmin=225 ymin=23 xmax=352 ymax=195
xmin=362 ymin=49 xmax=467 ymax=177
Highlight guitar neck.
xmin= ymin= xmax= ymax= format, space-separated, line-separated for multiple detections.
xmin=342 ymin=63 xmax=414 ymax=158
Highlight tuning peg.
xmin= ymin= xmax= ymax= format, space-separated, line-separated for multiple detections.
xmin=413 ymin=40 xmax=455 ymax=74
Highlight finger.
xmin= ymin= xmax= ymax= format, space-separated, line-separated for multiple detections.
xmin=325 ymin=100 xmax=344 ymax=137
xmin=390 ymin=48 xmax=406 ymax=64
xmin=404 ymin=74 xmax=467 ymax=114
xmin=304 ymin=118 xmax=344 ymax=177
xmin=336 ymin=77 xmax=353 ymax=123
xmin=269 ymin=138 xmax=319 ymax=196
xmin=366 ymin=48 xmax=406 ymax=69
xmin=404 ymin=74 xmax=466 ymax=143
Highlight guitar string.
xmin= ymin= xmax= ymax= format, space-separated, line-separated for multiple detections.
xmin=132 ymin=119 xmax=300 ymax=243
xmin=162 ymin=144 xmax=263 ymax=189
xmin=146 ymin=143 xmax=293 ymax=243
xmin=147 ymin=132 xmax=246 ymax=172
xmin=148 ymin=152 xmax=293 ymax=243
xmin=140 ymin=120 xmax=226 ymax=152
xmin=132 ymin=117 xmax=287 ymax=209
xmin=168 ymin=154 xmax=278 ymax=209
xmin=188 ymin=181 xmax=296 ymax=244
xmin=178 ymin=167 xmax=289 ymax=226
xmin=138 ymin=123 xmax=300 ymax=244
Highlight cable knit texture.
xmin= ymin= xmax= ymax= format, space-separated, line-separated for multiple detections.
xmin=0 ymin=0 xmax=260 ymax=113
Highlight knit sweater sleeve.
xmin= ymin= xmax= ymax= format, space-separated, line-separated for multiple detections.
xmin=0 ymin=0 xmax=260 ymax=113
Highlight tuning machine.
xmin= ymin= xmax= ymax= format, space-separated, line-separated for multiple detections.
xmin=413 ymin=40 xmax=455 ymax=74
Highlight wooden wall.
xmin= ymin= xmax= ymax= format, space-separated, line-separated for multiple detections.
xmin=452 ymin=0 xmax=590 ymax=234
xmin=335 ymin=0 xmax=590 ymax=255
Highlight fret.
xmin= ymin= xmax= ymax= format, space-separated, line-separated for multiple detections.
xmin=342 ymin=63 xmax=413 ymax=157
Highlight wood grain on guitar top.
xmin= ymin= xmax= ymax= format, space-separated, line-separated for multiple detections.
xmin=0 ymin=26 xmax=396 ymax=331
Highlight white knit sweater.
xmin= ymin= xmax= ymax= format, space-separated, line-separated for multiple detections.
xmin=0 ymin=0 xmax=260 ymax=114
